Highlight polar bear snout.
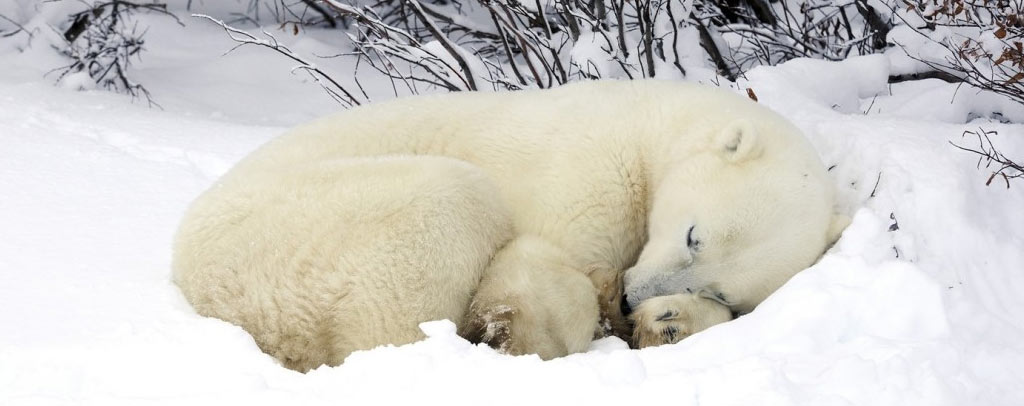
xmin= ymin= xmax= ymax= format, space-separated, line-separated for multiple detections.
xmin=625 ymin=259 xmax=717 ymax=313
xmin=624 ymin=281 xmax=657 ymax=309
xmin=624 ymin=237 xmax=700 ymax=307
xmin=623 ymin=268 xmax=679 ymax=309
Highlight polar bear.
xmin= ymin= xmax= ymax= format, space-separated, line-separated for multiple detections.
xmin=172 ymin=79 xmax=845 ymax=371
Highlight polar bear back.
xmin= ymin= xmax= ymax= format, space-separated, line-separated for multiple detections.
xmin=222 ymin=81 xmax=818 ymax=275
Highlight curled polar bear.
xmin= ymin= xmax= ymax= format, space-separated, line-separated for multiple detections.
xmin=172 ymin=80 xmax=846 ymax=371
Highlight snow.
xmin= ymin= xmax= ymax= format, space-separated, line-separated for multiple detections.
xmin=2 ymin=4 xmax=1024 ymax=406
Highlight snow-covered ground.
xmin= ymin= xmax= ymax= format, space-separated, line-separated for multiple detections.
xmin=2 ymin=5 xmax=1024 ymax=406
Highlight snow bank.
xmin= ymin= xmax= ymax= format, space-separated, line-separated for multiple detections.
xmin=741 ymin=54 xmax=891 ymax=114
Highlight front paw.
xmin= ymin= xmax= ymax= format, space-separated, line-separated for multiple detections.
xmin=630 ymin=294 xmax=732 ymax=348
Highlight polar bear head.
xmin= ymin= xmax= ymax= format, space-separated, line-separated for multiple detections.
xmin=624 ymin=115 xmax=847 ymax=314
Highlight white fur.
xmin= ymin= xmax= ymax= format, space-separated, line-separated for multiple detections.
xmin=172 ymin=79 xmax=842 ymax=369
xmin=173 ymin=156 xmax=513 ymax=371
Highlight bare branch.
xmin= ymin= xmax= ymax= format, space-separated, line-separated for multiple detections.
xmin=951 ymin=128 xmax=1023 ymax=187
xmin=1 ymin=13 xmax=35 ymax=40
xmin=407 ymin=0 xmax=477 ymax=90
xmin=194 ymin=13 xmax=363 ymax=107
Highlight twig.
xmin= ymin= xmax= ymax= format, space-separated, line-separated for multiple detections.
xmin=300 ymin=0 xmax=338 ymax=27
xmin=869 ymin=172 xmax=882 ymax=197
xmin=0 ymin=13 xmax=33 ymax=39
xmin=194 ymin=14 xmax=362 ymax=107
xmin=950 ymin=128 xmax=1023 ymax=188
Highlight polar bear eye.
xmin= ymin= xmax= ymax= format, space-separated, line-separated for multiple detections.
xmin=686 ymin=225 xmax=700 ymax=250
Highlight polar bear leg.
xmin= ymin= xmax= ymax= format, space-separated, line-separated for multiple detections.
xmin=630 ymin=293 xmax=733 ymax=348
xmin=458 ymin=235 xmax=599 ymax=359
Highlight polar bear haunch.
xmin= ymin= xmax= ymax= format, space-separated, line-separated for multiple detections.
xmin=173 ymin=156 xmax=514 ymax=371
xmin=172 ymin=80 xmax=843 ymax=370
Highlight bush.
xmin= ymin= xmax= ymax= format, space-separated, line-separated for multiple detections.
xmin=52 ymin=0 xmax=180 ymax=105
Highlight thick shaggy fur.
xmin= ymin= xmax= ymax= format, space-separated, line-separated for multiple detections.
xmin=173 ymin=157 xmax=513 ymax=371
xmin=172 ymin=80 xmax=844 ymax=370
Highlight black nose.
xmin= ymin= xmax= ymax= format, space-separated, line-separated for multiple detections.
xmin=620 ymin=294 xmax=632 ymax=316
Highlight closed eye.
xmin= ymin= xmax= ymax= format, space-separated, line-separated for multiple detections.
xmin=686 ymin=225 xmax=700 ymax=250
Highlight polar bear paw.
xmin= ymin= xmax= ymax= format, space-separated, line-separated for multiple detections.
xmin=630 ymin=293 xmax=733 ymax=348
xmin=459 ymin=303 xmax=519 ymax=354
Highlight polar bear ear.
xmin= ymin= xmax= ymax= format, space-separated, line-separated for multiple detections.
xmin=716 ymin=120 xmax=762 ymax=163
xmin=826 ymin=214 xmax=851 ymax=246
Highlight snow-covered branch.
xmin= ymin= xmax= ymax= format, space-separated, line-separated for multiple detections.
xmin=892 ymin=0 xmax=1024 ymax=106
